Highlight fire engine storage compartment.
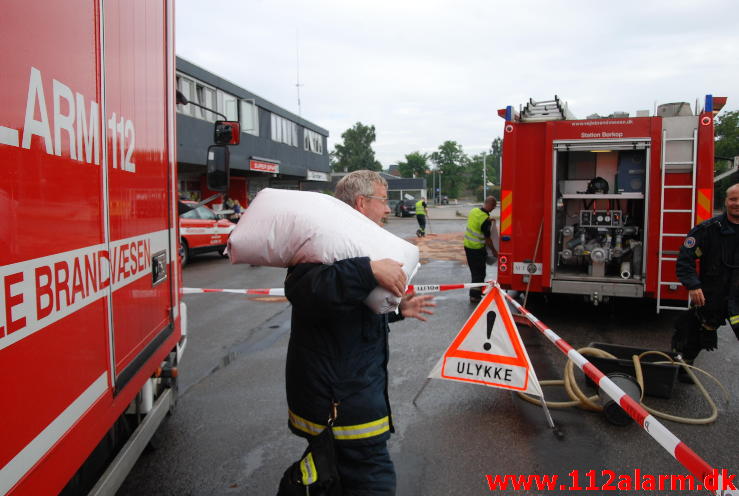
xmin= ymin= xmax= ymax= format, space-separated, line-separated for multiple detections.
xmin=551 ymin=140 xmax=651 ymax=299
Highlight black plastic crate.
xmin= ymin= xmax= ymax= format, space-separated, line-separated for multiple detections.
xmin=586 ymin=342 xmax=679 ymax=399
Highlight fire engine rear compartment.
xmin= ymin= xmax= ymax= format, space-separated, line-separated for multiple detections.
xmin=550 ymin=140 xmax=650 ymax=299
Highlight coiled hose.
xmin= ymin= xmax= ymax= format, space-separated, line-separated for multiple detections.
xmin=516 ymin=347 xmax=730 ymax=424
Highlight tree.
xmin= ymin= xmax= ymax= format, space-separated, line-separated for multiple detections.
xmin=430 ymin=141 xmax=468 ymax=198
xmin=397 ymin=151 xmax=429 ymax=178
xmin=331 ymin=122 xmax=382 ymax=172
xmin=464 ymin=137 xmax=503 ymax=200
xmin=488 ymin=136 xmax=502 ymax=185
xmin=715 ymin=110 xmax=739 ymax=159
xmin=714 ymin=110 xmax=739 ymax=207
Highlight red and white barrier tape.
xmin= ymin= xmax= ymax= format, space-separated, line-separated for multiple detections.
xmin=406 ymin=283 xmax=487 ymax=294
xmin=501 ymin=287 xmax=723 ymax=493
xmin=183 ymin=287 xmax=285 ymax=296
xmin=183 ymin=282 xmax=488 ymax=297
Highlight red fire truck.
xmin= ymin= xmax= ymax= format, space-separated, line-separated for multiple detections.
xmin=0 ymin=2 xmax=235 ymax=494
xmin=496 ymin=95 xmax=727 ymax=311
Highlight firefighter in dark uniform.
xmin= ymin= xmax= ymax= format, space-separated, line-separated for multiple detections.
xmin=672 ymin=183 xmax=739 ymax=366
xmin=280 ymin=170 xmax=435 ymax=495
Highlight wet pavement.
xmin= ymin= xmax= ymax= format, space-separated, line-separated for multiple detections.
xmin=118 ymin=214 xmax=738 ymax=496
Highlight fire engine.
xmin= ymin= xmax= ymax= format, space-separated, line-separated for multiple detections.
xmin=496 ymin=95 xmax=727 ymax=311
xmin=0 ymin=2 xmax=236 ymax=494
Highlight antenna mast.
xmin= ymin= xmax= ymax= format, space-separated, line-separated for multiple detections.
xmin=296 ymin=31 xmax=303 ymax=116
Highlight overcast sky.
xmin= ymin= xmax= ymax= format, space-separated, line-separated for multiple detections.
xmin=176 ymin=0 xmax=739 ymax=167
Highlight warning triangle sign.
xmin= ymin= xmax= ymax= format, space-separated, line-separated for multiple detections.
xmin=429 ymin=286 xmax=542 ymax=395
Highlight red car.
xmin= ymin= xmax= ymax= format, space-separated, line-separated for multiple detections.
xmin=179 ymin=201 xmax=236 ymax=265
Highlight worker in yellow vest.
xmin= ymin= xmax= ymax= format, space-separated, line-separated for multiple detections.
xmin=415 ymin=198 xmax=428 ymax=237
xmin=464 ymin=196 xmax=498 ymax=303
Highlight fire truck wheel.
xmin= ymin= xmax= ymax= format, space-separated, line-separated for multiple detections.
xmin=181 ymin=239 xmax=190 ymax=266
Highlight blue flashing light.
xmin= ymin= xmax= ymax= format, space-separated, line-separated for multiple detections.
xmin=506 ymin=106 xmax=513 ymax=121
xmin=705 ymin=95 xmax=713 ymax=113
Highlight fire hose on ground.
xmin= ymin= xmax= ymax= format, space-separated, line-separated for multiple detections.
xmin=514 ymin=345 xmax=729 ymax=425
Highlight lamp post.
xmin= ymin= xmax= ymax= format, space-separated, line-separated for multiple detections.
xmin=438 ymin=170 xmax=443 ymax=202
xmin=483 ymin=152 xmax=487 ymax=199
xmin=431 ymin=170 xmax=436 ymax=204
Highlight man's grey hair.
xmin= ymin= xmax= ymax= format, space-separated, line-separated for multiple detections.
xmin=335 ymin=170 xmax=387 ymax=207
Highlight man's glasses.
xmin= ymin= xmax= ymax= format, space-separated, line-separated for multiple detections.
xmin=364 ymin=195 xmax=389 ymax=205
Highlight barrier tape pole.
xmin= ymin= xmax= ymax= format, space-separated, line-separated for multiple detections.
xmin=501 ymin=287 xmax=727 ymax=494
xmin=182 ymin=282 xmax=489 ymax=297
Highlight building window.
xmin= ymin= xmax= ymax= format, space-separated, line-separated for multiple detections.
xmin=176 ymin=72 xmax=217 ymax=122
xmin=240 ymin=100 xmax=259 ymax=135
xmin=271 ymin=114 xmax=282 ymax=142
xmin=271 ymin=113 xmax=298 ymax=147
xmin=176 ymin=75 xmax=194 ymax=115
xmin=217 ymin=90 xmax=238 ymax=121
xmin=304 ymin=128 xmax=324 ymax=154
xmin=195 ymin=84 xmax=216 ymax=121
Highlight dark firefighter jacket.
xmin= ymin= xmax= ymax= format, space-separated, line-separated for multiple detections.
xmin=284 ymin=257 xmax=403 ymax=445
xmin=676 ymin=213 xmax=739 ymax=323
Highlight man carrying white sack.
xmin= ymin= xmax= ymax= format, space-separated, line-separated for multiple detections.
xmin=280 ymin=170 xmax=435 ymax=495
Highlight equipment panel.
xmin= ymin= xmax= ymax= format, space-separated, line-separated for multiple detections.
xmin=579 ymin=210 xmax=623 ymax=228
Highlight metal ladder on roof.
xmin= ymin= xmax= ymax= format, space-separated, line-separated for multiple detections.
xmin=656 ymin=126 xmax=698 ymax=313
xmin=519 ymin=96 xmax=576 ymax=122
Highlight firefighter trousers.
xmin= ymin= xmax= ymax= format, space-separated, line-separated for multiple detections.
xmin=416 ymin=214 xmax=426 ymax=232
xmin=334 ymin=440 xmax=396 ymax=496
xmin=465 ymin=246 xmax=487 ymax=300
xmin=672 ymin=302 xmax=728 ymax=361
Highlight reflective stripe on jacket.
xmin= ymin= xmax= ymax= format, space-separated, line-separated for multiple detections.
xmin=464 ymin=207 xmax=489 ymax=249
xmin=415 ymin=200 xmax=426 ymax=216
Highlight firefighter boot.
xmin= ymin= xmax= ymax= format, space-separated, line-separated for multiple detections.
xmin=671 ymin=310 xmax=698 ymax=355
xmin=677 ymin=358 xmax=695 ymax=384
xmin=672 ymin=310 xmax=701 ymax=384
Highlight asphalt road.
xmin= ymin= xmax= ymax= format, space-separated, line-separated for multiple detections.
xmin=119 ymin=210 xmax=738 ymax=496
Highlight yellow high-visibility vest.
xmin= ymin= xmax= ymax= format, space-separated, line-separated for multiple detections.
xmin=415 ymin=200 xmax=426 ymax=215
xmin=464 ymin=207 xmax=489 ymax=249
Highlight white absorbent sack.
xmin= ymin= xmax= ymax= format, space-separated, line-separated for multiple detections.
xmin=227 ymin=188 xmax=420 ymax=314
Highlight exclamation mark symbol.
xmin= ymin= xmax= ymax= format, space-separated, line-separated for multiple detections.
xmin=484 ymin=311 xmax=496 ymax=351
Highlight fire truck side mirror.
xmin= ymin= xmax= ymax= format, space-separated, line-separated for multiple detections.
xmin=207 ymin=145 xmax=230 ymax=192
xmin=176 ymin=89 xmax=189 ymax=105
xmin=214 ymin=120 xmax=241 ymax=145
